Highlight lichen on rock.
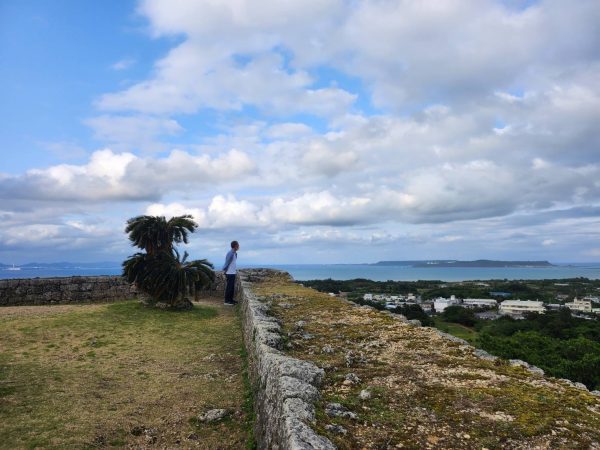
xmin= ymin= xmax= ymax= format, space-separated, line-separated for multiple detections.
xmin=248 ymin=269 xmax=600 ymax=449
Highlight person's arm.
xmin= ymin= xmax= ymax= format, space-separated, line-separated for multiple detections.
xmin=222 ymin=251 xmax=234 ymax=271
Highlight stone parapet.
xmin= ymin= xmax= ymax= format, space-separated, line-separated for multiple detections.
xmin=195 ymin=271 xmax=227 ymax=299
xmin=0 ymin=276 xmax=138 ymax=306
xmin=238 ymin=269 xmax=336 ymax=450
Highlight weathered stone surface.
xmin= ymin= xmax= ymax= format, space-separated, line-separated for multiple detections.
xmin=285 ymin=418 xmax=337 ymax=450
xmin=241 ymin=270 xmax=600 ymax=449
xmin=345 ymin=350 xmax=366 ymax=367
xmin=473 ymin=348 xmax=498 ymax=361
xmin=278 ymin=376 xmax=320 ymax=403
xmin=325 ymin=403 xmax=358 ymax=420
xmin=324 ymin=424 xmax=347 ymax=435
xmin=359 ymin=389 xmax=371 ymax=400
xmin=558 ymin=379 xmax=589 ymax=391
xmin=0 ymin=276 xmax=138 ymax=306
xmin=321 ymin=344 xmax=334 ymax=354
xmin=198 ymin=409 xmax=229 ymax=423
xmin=509 ymin=359 xmax=545 ymax=376
xmin=435 ymin=331 xmax=470 ymax=346
xmin=238 ymin=269 xmax=335 ymax=450
xmin=344 ymin=373 xmax=361 ymax=384
xmin=282 ymin=398 xmax=315 ymax=423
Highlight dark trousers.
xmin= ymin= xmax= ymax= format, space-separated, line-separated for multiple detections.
xmin=225 ymin=274 xmax=236 ymax=303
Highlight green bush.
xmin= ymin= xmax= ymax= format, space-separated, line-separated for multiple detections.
xmin=441 ymin=305 xmax=477 ymax=327
xmin=393 ymin=304 xmax=433 ymax=326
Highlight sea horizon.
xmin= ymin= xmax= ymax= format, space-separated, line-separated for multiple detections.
xmin=2 ymin=261 xmax=600 ymax=282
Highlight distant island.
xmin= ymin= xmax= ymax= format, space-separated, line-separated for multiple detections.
xmin=373 ymin=259 xmax=555 ymax=268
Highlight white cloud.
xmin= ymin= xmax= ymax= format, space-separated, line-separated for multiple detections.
xmin=146 ymin=202 xmax=208 ymax=226
xmin=98 ymin=43 xmax=356 ymax=118
xmin=146 ymin=196 xmax=264 ymax=229
xmin=5 ymin=0 xmax=600 ymax=263
xmin=265 ymin=123 xmax=314 ymax=140
xmin=1 ymin=148 xmax=256 ymax=203
xmin=263 ymin=191 xmax=371 ymax=226
xmin=301 ymin=141 xmax=359 ymax=176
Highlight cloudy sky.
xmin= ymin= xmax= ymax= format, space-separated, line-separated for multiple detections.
xmin=1 ymin=0 xmax=599 ymax=265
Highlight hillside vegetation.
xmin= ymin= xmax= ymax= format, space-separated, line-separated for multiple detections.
xmin=302 ymin=278 xmax=600 ymax=390
xmin=300 ymin=277 xmax=600 ymax=302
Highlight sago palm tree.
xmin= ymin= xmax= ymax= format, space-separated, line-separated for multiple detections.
xmin=125 ymin=215 xmax=197 ymax=256
xmin=122 ymin=215 xmax=214 ymax=309
xmin=123 ymin=249 xmax=214 ymax=308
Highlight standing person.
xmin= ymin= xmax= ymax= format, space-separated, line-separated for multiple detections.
xmin=222 ymin=240 xmax=239 ymax=305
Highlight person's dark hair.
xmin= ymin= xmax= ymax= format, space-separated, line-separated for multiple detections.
xmin=231 ymin=240 xmax=239 ymax=248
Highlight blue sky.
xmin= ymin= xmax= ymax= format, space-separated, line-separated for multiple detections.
xmin=0 ymin=0 xmax=168 ymax=171
xmin=1 ymin=0 xmax=599 ymax=265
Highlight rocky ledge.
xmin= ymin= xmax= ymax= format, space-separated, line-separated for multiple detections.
xmin=243 ymin=270 xmax=600 ymax=450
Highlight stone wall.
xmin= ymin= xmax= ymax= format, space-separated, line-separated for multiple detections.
xmin=1 ymin=270 xmax=332 ymax=448
xmin=0 ymin=270 xmax=228 ymax=307
xmin=194 ymin=271 xmax=227 ymax=299
xmin=238 ymin=269 xmax=335 ymax=450
xmin=0 ymin=276 xmax=138 ymax=306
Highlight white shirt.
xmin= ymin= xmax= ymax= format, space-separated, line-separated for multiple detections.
xmin=224 ymin=250 xmax=237 ymax=275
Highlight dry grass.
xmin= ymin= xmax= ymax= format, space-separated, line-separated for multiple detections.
xmin=0 ymin=298 xmax=250 ymax=449
xmin=253 ymin=273 xmax=600 ymax=450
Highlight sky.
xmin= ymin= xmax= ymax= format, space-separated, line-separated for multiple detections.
xmin=0 ymin=0 xmax=599 ymax=265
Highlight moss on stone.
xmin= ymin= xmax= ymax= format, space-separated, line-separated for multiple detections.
xmin=252 ymin=272 xmax=600 ymax=449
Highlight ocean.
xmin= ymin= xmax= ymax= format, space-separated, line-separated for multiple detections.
xmin=2 ymin=263 xmax=600 ymax=282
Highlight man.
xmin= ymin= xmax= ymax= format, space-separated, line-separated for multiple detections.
xmin=222 ymin=240 xmax=239 ymax=305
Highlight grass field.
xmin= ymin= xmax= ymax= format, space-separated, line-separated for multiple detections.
xmin=0 ymin=299 xmax=251 ymax=449
xmin=432 ymin=318 xmax=479 ymax=343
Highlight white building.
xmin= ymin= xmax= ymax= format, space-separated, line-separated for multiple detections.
xmin=434 ymin=295 xmax=460 ymax=313
xmin=462 ymin=298 xmax=498 ymax=309
xmin=564 ymin=298 xmax=592 ymax=313
xmin=499 ymin=300 xmax=545 ymax=316
xmin=363 ymin=293 xmax=373 ymax=301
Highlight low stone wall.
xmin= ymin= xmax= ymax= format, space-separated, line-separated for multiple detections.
xmin=1 ymin=270 xmax=333 ymax=448
xmin=239 ymin=269 xmax=335 ymax=450
xmin=0 ymin=270 xmax=228 ymax=307
xmin=0 ymin=276 xmax=138 ymax=306
xmin=195 ymin=271 xmax=227 ymax=299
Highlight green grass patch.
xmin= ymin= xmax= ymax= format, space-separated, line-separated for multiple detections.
xmin=433 ymin=317 xmax=478 ymax=342
xmin=0 ymin=300 xmax=249 ymax=449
